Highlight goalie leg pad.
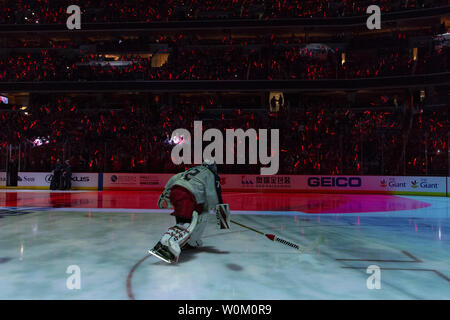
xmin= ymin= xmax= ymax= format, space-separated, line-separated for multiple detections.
xmin=215 ymin=204 xmax=231 ymax=229
xmin=187 ymin=211 xmax=209 ymax=247
xmin=151 ymin=211 xmax=199 ymax=263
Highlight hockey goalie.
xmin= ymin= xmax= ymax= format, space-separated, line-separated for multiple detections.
xmin=149 ymin=160 xmax=231 ymax=264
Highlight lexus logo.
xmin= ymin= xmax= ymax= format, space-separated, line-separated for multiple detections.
xmin=45 ymin=175 xmax=90 ymax=183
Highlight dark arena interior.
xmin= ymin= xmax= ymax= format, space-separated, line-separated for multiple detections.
xmin=0 ymin=0 xmax=449 ymax=303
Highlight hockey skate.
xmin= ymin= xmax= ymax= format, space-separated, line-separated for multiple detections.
xmin=148 ymin=242 xmax=177 ymax=264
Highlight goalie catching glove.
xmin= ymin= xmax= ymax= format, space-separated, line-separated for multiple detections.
xmin=215 ymin=204 xmax=231 ymax=229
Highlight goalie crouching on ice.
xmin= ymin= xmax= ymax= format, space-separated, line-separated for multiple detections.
xmin=149 ymin=160 xmax=231 ymax=264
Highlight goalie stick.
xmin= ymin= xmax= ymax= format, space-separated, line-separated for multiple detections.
xmin=230 ymin=219 xmax=323 ymax=253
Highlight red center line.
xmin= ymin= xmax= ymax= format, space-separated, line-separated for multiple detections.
xmin=126 ymin=254 xmax=153 ymax=300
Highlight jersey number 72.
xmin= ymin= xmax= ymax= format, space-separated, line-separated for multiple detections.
xmin=183 ymin=168 xmax=201 ymax=181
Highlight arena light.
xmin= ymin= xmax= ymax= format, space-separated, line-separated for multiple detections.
xmin=420 ymin=90 xmax=426 ymax=101
xmin=31 ymin=137 xmax=50 ymax=147
xmin=170 ymin=135 xmax=185 ymax=145
xmin=33 ymin=138 xmax=43 ymax=147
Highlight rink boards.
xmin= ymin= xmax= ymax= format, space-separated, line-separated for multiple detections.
xmin=0 ymin=172 xmax=97 ymax=190
xmin=1 ymin=172 xmax=447 ymax=196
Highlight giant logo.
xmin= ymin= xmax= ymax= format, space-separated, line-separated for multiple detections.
xmin=379 ymin=178 xmax=406 ymax=188
xmin=415 ymin=179 xmax=438 ymax=189
xmin=308 ymin=177 xmax=362 ymax=188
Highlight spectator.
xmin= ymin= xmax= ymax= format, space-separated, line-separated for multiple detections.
xmin=6 ymin=158 xmax=18 ymax=187
xmin=50 ymin=159 xmax=62 ymax=190
xmin=62 ymin=160 xmax=72 ymax=190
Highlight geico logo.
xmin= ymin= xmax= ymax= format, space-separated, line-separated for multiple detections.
xmin=71 ymin=177 xmax=90 ymax=182
xmin=308 ymin=177 xmax=362 ymax=187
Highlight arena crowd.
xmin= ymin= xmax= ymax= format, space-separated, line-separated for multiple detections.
xmin=1 ymin=0 xmax=447 ymax=24
xmin=0 ymin=95 xmax=447 ymax=176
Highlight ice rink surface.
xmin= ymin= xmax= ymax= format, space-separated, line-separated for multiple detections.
xmin=0 ymin=190 xmax=448 ymax=299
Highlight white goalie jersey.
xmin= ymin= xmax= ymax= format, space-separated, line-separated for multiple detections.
xmin=160 ymin=165 xmax=220 ymax=211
